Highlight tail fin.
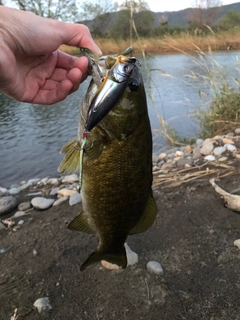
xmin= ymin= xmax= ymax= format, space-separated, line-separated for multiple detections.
xmin=80 ymin=247 xmax=127 ymax=271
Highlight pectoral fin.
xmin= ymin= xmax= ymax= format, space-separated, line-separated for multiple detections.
xmin=68 ymin=211 xmax=94 ymax=234
xmin=129 ymin=195 xmax=158 ymax=235
xmin=84 ymin=135 xmax=104 ymax=160
xmin=58 ymin=139 xmax=80 ymax=174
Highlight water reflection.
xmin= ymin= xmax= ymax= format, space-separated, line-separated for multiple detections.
xmin=1 ymin=51 xmax=240 ymax=187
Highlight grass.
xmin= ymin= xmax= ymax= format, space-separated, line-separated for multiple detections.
xmin=60 ymin=31 xmax=240 ymax=56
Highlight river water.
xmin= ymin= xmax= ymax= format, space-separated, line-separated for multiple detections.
xmin=1 ymin=50 xmax=240 ymax=187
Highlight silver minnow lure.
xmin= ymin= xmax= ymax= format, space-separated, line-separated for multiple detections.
xmin=85 ymin=55 xmax=138 ymax=132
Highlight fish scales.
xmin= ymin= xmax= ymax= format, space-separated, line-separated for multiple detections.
xmin=58 ymin=51 xmax=157 ymax=270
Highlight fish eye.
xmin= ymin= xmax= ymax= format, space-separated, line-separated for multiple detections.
xmin=128 ymin=78 xmax=140 ymax=91
xmin=124 ymin=65 xmax=132 ymax=73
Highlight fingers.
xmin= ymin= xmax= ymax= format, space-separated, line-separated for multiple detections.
xmin=60 ymin=23 xmax=102 ymax=56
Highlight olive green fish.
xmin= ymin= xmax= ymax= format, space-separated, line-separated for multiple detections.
xmin=58 ymin=49 xmax=157 ymax=271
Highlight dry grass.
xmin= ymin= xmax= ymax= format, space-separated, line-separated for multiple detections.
xmin=152 ymin=161 xmax=238 ymax=189
xmin=59 ymin=31 xmax=240 ymax=56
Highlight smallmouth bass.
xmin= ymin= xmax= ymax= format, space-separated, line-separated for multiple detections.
xmin=58 ymin=49 xmax=157 ymax=271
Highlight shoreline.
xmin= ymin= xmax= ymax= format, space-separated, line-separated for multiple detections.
xmin=1 ymin=131 xmax=239 ymax=218
xmin=60 ymin=32 xmax=240 ymax=56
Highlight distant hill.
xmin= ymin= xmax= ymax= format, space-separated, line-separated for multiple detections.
xmin=79 ymin=2 xmax=240 ymax=32
xmin=154 ymin=2 xmax=240 ymax=27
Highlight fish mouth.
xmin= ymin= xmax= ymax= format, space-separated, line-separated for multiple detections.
xmin=84 ymin=54 xmax=139 ymax=132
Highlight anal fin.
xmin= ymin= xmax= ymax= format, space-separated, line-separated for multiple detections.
xmin=129 ymin=194 xmax=158 ymax=235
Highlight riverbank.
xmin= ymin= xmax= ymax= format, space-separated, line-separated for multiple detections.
xmin=60 ymin=31 xmax=240 ymax=55
xmin=1 ymin=155 xmax=240 ymax=319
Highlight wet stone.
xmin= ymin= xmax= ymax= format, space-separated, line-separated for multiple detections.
xmin=18 ymin=202 xmax=31 ymax=211
xmin=31 ymin=197 xmax=54 ymax=210
xmin=0 ymin=196 xmax=18 ymax=216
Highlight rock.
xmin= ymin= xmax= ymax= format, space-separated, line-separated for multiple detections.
xmin=161 ymin=163 xmax=173 ymax=171
xmin=33 ymin=297 xmax=52 ymax=313
xmin=192 ymin=146 xmax=202 ymax=160
xmin=234 ymin=239 xmax=240 ymax=249
xmin=69 ymin=193 xmax=82 ymax=206
xmin=26 ymin=191 xmax=43 ymax=197
xmin=50 ymin=187 xmax=60 ymax=196
xmin=185 ymin=145 xmax=192 ymax=153
xmin=218 ymin=156 xmax=228 ymax=162
xmin=225 ymin=144 xmax=236 ymax=152
xmin=101 ymin=260 xmax=120 ymax=270
xmin=0 ymin=248 xmax=6 ymax=253
xmin=147 ymin=261 xmax=164 ymax=275
xmin=175 ymin=150 xmax=184 ymax=157
xmin=204 ymin=155 xmax=216 ymax=162
xmin=18 ymin=202 xmax=31 ymax=211
xmin=14 ymin=211 xmax=26 ymax=218
xmin=196 ymin=138 xmax=203 ymax=145
xmin=40 ymin=177 xmax=49 ymax=184
xmin=8 ymin=187 xmax=21 ymax=195
xmin=48 ymin=178 xmax=59 ymax=185
xmin=0 ymin=187 xmax=8 ymax=196
xmin=125 ymin=243 xmax=138 ymax=266
xmin=176 ymin=158 xmax=193 ymax=168
xmin=28 ymin=178 xmax=41 ymax=185
xmin=53 ymin=196 xmax=68 ymax=206
xmin=0 ymin=222 xmax=5 ymax=230
xmin=0 ymin=196 xmax=18 ymax=216
xmin=18 ymin=220 xmax=24 ymax=225
xmin=159 ymin=153 xmax=167 ymax=160
xmin=213 ymin=146 xmax=226 ymax=157
xmin=222 ymin=138 xmax=234 ymax=145
xmin=234 ymin=128 xmax=240 ymax=135
xmin=57 ymin=189 xmax=78 ymax=197
xmin=31 ymin=197 xmax=54 ymax=210
xmin=20 ymin=183 xmax=29 ymax=191
xmin=62 ymin=174 xmax=79 ymax=184
xmin=200 ymin=141 xmax=214 ymax=155
xmin=152 ymin=154 xmax=159 ymax=163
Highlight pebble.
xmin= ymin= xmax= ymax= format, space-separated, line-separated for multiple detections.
xmin=0 ymin=187 xmax=8 ymax=196
xmin=147 ymin=261 xmax=164 ymax=275
xmin=200 ymin=141 xmax=214 ymax=155
xmin=20 ymin=183 xmax=30 ymax=191
xmin=18 ymin=220 xmax=24 ymax=225
xmin=26 ymin=191 xmax=42 ymax=197
xmin=0 ymin=222 xmax=5 ymax=230
xmin=53 ymin=196 xmax=68 ymax=206
xmin=235 ymin=128 xmax=240 ymax=134
xmin=61 ymin=174 xmax=79 ymax=184
xmin=33 ymin=297 xmax=52 ymax=313
xmin=48 ymin=178 xmax=59 ymax=185
xmin=58 ymin=189 xmax=78 ymax=197
xmin=125 ymin=243 xmax=138 ymax=266
xmin=14 ymin=211 xmax=26 ymax=218
xmin=0 ymin=196 xmax=18 ymax=216
xmin=234 ymin=239 xmax=240 ymax=249
xmin=226 ymin=144 xmax=236 ymax=152
xmin=28 ymin=178 xmax=41 ymax=185
xmin=50 ymin=187 xmax=60 ymax=196
xmin=8 ymin=187 xmax=21 ymax=195
xmin=0 ymin=248 xmax=6 ymax=253
xmin=69 ymin=193 xmax=82 ymax=206
xmin=18 ymin=202 xmax=31 ymax=211
xmin=204 ymin=155 xmax=216 ymax=161
xmin=31 ymin=197 xmax=54 ymax=210
xmin=213 ymin=146 xmax=226 ymax=156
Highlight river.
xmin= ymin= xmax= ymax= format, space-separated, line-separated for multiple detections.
xmin=1 ymin=50 xmax=240 ymax=187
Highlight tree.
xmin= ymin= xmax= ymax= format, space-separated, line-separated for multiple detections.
xmin=119 ymin=0 xmax=150 ymax=12
xmin=188 ymin=0 xmax=222 ymax=28
xmin=80 ymin=0 xmax=118 ymax=20
xmin=79 ymin=0 xmax=118 ymax=37
xmin=9 ymin=0 xmax=78 ymax=21
xmin=216 ymin=10 xmax=240 ymax=30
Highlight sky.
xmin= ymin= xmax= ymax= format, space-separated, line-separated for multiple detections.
xmin=117 ymin=0 xmax=240 ymax=12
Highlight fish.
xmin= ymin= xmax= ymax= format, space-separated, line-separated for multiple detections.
xmin=58 ymin=49 xmax=158 ymax=271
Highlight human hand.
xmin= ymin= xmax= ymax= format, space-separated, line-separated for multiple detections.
xmin=0 ymin=6 xmax=102 ymax=104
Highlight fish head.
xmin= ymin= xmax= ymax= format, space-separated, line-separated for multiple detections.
xmin=84 ymin=54 xmax=141 ymax=132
